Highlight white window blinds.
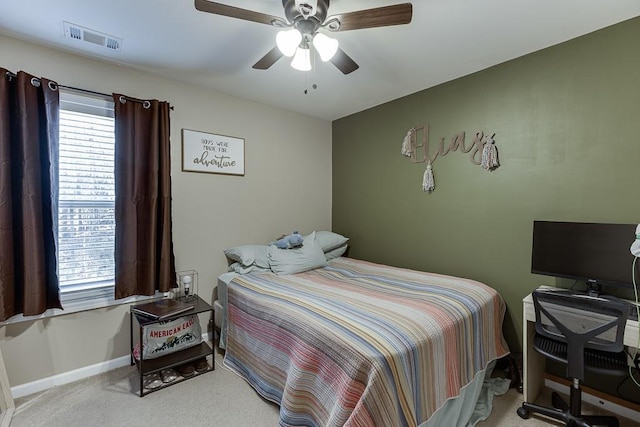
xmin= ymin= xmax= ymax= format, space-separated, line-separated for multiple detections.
xmin=58 ymin=91 xmax=115 ymax=291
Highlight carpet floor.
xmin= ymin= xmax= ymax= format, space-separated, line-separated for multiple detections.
xmin=9 ymin=351 xmax=637 ymax=426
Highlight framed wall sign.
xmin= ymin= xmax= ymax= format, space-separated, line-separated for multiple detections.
xmin=181 ymin=129 xmax=245 ymax=176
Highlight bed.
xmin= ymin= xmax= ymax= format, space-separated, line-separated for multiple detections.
xmin=215 ymin=232 xmax=509 ymax=427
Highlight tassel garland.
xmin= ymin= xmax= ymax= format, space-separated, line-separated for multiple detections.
xmin=422 ymin=162 xmax=435 ymax=192
xmin=401 ymin=128 xmax=414 ymax=157
xmin=480 ymin=135 xmax=499 ymax=170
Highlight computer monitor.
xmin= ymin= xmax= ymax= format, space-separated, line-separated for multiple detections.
xmin=531 ymin=221 xmax=637 ymax=294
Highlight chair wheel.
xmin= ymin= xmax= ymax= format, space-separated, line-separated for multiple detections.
xmin=517 ymin=406 xmax=530 ymax=419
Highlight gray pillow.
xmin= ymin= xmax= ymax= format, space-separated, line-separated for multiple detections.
xmin=268 ymin=232 xmax=327 ymax=275
xmin=227 ymin=262 xmax=271 ymax=274
xmin=223 ymin=245 xmax=270 ymax=268
xmin=325 ymin=243 xmax=348 ymax=260
xmin=308 ymin=230 xmax=349 ymax=252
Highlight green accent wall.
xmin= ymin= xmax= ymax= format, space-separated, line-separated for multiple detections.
xmin=332 ymin=17 xmax=640 ymax=353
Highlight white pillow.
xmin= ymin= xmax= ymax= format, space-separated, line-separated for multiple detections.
xmin=268 ymin=232 xmax=327 ymax=275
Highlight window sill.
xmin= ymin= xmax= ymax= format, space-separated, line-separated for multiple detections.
xmin=1 ymin=285 xmax=166 ymax=325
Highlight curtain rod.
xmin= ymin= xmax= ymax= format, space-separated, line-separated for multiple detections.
xmin=60 ymin=85 xmax=174 ymax=110
xmin=4 ymin=71 xmax=173 ymax=110
xmin=57 ymin=84 xmax=111 ymax=98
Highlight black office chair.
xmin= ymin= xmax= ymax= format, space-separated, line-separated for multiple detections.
xmin=517 ymin=289 xmax=629 ymax=427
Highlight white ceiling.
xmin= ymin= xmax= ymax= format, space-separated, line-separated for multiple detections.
xmin=1 ymin=0 xmax=639 ymax=121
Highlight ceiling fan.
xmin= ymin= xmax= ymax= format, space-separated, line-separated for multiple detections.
xmin=194 ymin=0 xmax=413 ymax=75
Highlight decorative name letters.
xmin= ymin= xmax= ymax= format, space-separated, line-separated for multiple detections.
xmin=401 ymin=124 xmax=499 ymax=193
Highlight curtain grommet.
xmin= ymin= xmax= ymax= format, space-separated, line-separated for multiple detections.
xmin=143 ymin=100 xmax=151 ymax=109
xmin=48 ymin=81 xmax=58 ymax=91
xmin=119 ymin=96 xmax=127 ymax=104
xmin=31 ymin=77 xmax=41 ymax=88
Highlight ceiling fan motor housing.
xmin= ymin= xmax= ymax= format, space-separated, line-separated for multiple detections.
xmin=284 ymin=0 xmax=329 ymax=30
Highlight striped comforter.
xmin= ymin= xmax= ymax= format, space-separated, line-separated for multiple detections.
xmin=223 ymin=258 xmax=509 ymax=427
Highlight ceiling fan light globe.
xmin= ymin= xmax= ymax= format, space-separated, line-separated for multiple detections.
xmin=313 ymin=32 xmax=338 ymax=61
xmin=291 ymin=47 xmax=312 ymax=71
xmin=276 ymin=29 xmax=302 ymax=57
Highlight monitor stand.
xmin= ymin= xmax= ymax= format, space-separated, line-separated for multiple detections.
xmin=585 ymin=281 xmax=603 ymax=297
xmin=584 ymin=281 xmax=639 ymax=321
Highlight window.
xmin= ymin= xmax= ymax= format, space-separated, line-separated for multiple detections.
xmin=58 ymin=90 xmax=116 ymax=306
xmin=0 ymin=89 xmax=160 ymax=324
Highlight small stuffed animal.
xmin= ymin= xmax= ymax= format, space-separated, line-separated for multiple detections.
xmin=270 ymin=231 xmax=304 ymax=249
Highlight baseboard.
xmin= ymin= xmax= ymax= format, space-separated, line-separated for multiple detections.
xmin=545 ymin=376 xmax=640 ymax=423
xmin=11 ymin=331 xmax=214 ymax=399
xmin=11 ymin=355 xmax=131 ymax=399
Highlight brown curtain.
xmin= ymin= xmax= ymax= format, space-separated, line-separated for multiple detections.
xmin=0 ymin=69 xmax=62 ymax=322
xmin=113 ymin=94 xmax=176 ymax=299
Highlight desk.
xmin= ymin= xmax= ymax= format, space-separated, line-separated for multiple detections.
xmin=522 ymin=291 xmax=640 ymax=403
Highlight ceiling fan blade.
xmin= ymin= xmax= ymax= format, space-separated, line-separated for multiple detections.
xmin=195 ymin=0 xmax=286 ymax=26
xmin=330 ymin=48 xmax=359 ymax=75
xmin=253 ymin=47 xmax=284 ymax=70
xmin=326 ymin=3 xmax=412 ymax=32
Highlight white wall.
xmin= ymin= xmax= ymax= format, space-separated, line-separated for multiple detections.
xmin=0 ymin=35 xmax=332 ymax=388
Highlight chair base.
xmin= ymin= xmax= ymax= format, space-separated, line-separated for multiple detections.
xmin=517 ymin=391 xmax=619 ymax=427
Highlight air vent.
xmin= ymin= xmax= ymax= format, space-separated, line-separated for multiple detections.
xmin=63 ymin=21 xmax=122 ymax=52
